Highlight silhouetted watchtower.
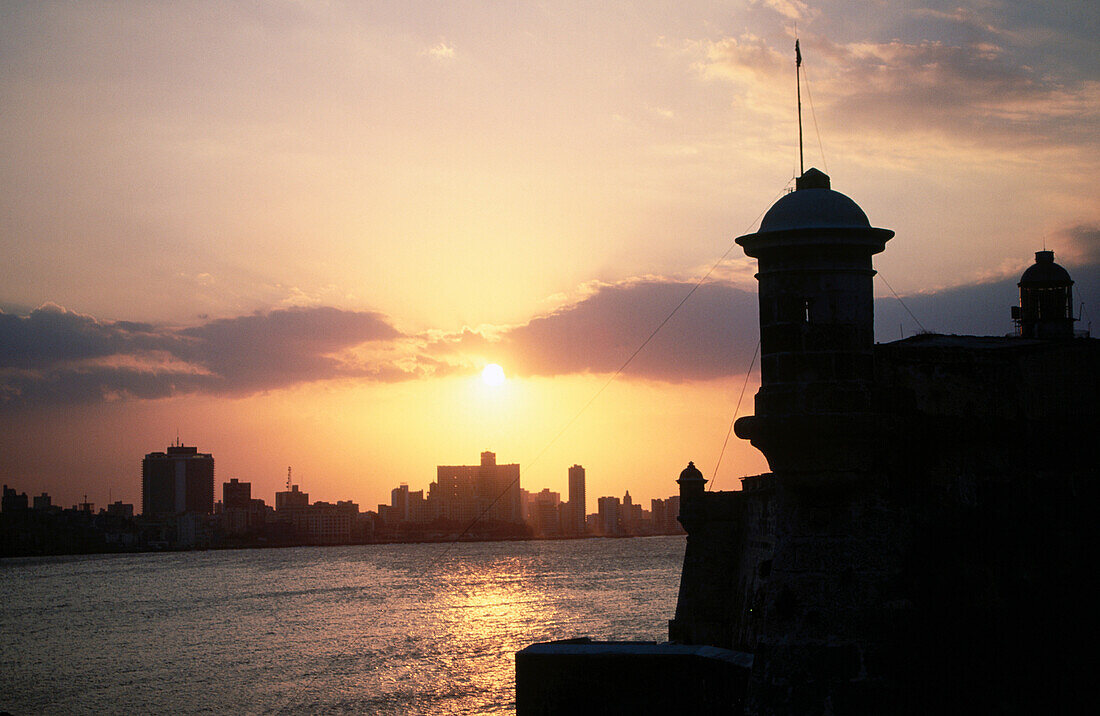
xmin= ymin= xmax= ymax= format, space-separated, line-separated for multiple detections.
xmin=677 ymin=461 xmax=707 ymax=500
xmin=1013 ymin=250 xmax=1076 ymax=339
xmin=676 ymin=461 xmax=707 ymax=527
xmin=734 ymin=168 xmax=893 ymax=472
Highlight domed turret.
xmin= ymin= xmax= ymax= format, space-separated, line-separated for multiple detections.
xmin=757 ymin=168 xmax=878 ymax=234
xmin=677 ymin=461 xmax=707 ymax=501
xmin=733 ymin=168 xmax=893 ymax=472
xmin=1014 ymin=250 xmax=1076 ymax=339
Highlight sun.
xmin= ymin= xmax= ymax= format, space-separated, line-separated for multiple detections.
xmin=481 ymin=363 xmax=506 ymax=387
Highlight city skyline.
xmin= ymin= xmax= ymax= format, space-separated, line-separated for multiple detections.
xmin=2 ymin=1 xmax=1098 ymax=510
xmin=3 ymin=445 xmax=686 ymax=551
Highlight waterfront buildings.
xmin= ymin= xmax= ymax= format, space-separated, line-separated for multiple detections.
xmin=141 ymin=443 xmax=214 ymax=517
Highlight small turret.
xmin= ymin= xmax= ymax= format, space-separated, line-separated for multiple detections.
xmin=677 ymin=461 xmax=707 ymax=501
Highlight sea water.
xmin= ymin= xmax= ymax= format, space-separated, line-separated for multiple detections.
xmin=1 ymin=536 xmax=684 ymax=714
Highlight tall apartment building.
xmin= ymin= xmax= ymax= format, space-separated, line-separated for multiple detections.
xmin=223 ymin=478 xmax=251 ymax=510
xmin=567 ymin=464 xmax=586 ymax=534
xmin=432 ymin=451 xmax=521 ymax=524
xmin=141 ymin=443 xmax=214 ymax=517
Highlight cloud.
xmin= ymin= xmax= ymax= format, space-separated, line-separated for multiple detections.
xmin=426 ymin=41 xmax=455 ymax=60
xmin=756 ymin=0 xmax=816 ymax=22
xmin=1059 ymin=223 xmax=1100 ymax=265
xmin=7 ymin=245 xmax=1100 ymax=409
xmin=0 ymin=305 xmax=423 ymax=408
xmin=434 ymin=278 xmax=761 ymax=382
xmin=696 ymin=31 xmax=1100 ymax=150
xmin=698 ymin=34 xmax=787 ymax=84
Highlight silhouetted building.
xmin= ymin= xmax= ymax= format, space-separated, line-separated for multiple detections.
xmin=219 ymin=478 xmax=259 ymax=535
xmin=596 ymin=496 xmax=621 ymax=536
xmin=305 ymin=501 xmax=351 ymax=543
xmin=141 ymin=444 xmax=215 ymax=517
xmin=567 ymin=465 xmax=586 ymax=534
xmin=33 ymin=492 xmax=53 ymax=512
xmin=433 ymin=451 xmax=521 ymax=524
xmin=105 ymin=501 xmax=133 ymax=519
xmin=1013 ymin=249 xmax=1078 ymax=339
xmin=391 ymin=483 xmax=410 ymax=522
xmin=2 ymin=485 xmax=28 ymax=513
xmin=666 ymin=168 xmax=1097 ymax=713
xmin=528 ymin=488 xmax=561 ymax=536
xmin=621 ymin=490 xmax=642 ymax=532
xmin=275 ymin=483 xmax=309 ymax=511
xmin=223 ymin=478 xmax=251 ymax=510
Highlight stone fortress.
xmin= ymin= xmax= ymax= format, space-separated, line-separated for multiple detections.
xmin=518 ymin=167 xmax=1096 ymax=714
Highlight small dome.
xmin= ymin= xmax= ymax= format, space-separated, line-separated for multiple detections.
xmin=1019 ymin=250 xmax=1073 ymax=287
xmin=678 ymin=461 xmax=705 ymax=482
xmin=758 ymin=169 xmax=873 ymax=234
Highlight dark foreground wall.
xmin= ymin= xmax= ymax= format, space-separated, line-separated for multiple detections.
xmin=516 ymin=638 xmax=752 ymax=715
xmin=670 ymin=336 xmax=1098 ymax=714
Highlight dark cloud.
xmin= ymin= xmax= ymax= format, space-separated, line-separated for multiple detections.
xmin=7 ymin=253 xmax=1100 ymax=409
xmin=174 ymin=307 xmax=403 ymax=393
xmin=1 ymin=305 xmax=414 ymax=408
xmin=465 ymin=280 xmax=761 ymax=382
xmin=1061 ymin=224 xmax=1100 ymax=265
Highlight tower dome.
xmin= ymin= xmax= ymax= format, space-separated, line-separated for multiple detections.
xmin=676 ymin=461 xmax=707 ymax=502
xmin=757 ymin=168 xmax=876 ymax=234
xmin=1019 ymin=250 xmax=1073 ymax=287
xmin=678 ymin=461 xmax=704 ymax=483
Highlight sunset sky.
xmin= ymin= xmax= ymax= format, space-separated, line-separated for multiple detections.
xmin=2 ymin=0 xmax=1098 ymax=512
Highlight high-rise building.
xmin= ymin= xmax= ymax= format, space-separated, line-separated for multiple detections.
xmin=567 ymin=465 xmax=586 ymax=534
xmin=223 ymin=478 xmax=251 ymax=510
xmin=597 ymin=496 xmax=621 ymax=536
xmin=529 ymin=488 xmax=561 ymax=536
xmin=391 ymin=483 xmax=410 ymax=522
xmin=2 ymin=485 xmax=28 ymax=513
xmin=275 ymin=484 xmax=309 ymax=511
xmin=221 ymin=478 xmax=256 ymax=534
xmin=432 ymin=451 xmax=521 ymax=524
xmin=141 ymin=444 xmax=215 ymax=517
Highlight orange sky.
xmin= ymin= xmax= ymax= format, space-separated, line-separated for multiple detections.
xmin=2 ymin=1 xmax=1098 ymax=510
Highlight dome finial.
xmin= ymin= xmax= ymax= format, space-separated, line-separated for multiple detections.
xmin=796 ymin=167 xmax=830 ymax=191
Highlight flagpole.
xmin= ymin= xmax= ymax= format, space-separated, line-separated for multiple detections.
xmin=796 ymin=39 xmax=804 ymax=176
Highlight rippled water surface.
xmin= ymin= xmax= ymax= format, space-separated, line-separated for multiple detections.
xmin=1 ymin=536 xmax=685 ymax=714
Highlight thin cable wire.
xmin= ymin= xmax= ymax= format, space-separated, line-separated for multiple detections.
xmin=800 ymin=61 xmax=828 ymax=175
xmin=709 ymin=338 xmax=760 ymax=491
xmin=877 ymin=272 xmax=927 ymax=334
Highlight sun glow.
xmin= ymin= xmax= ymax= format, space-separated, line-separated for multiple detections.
xmin=481 ymin=363 xmax=506 ymax=387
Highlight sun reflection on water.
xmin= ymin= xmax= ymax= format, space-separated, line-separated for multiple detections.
xmin=0 ymin=537 xmax=684 ymax=715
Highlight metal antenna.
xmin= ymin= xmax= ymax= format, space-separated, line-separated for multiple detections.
xmin=796 ymin=39 xmax=804 ymax=176
xmin=287 ymin=466 xmax=292 ymax=491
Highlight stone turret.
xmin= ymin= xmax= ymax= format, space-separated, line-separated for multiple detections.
xmin=733 ymin=168 xmax=893 ymax=474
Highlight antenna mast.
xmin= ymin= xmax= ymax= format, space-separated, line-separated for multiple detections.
xmin=287 ymin=466 xmax=292 ymax=491
xmin=796 ymin=39 xmax=804 ymax=176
